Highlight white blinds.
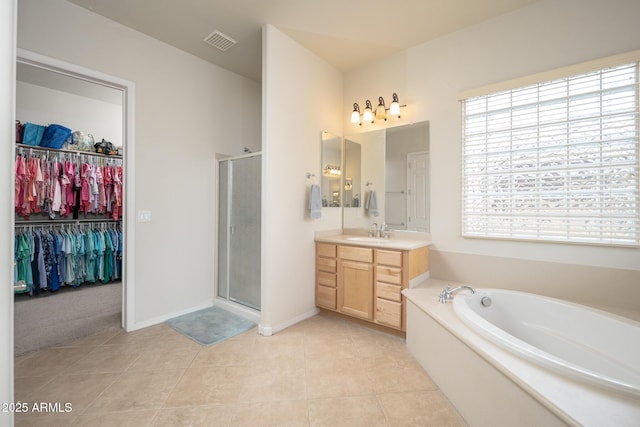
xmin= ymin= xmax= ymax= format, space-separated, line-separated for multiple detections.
xmin=462 ymin=62 xmax=640 ymax=246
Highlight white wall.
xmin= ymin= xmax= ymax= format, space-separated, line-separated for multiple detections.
xmin=261 ymin=25 xmax=342 ymax=333
xmin=1 ymin=2 xmax=16 ymax=424
xmin=346 ymin=0 xmax=640 ymax=267
xmin=344 ymin=0 xmax=640 ymax=308
xmin=16 ymin=81 xmax=122 ymax=147
xmin=16 ymin=0 xmax=261 ymax=327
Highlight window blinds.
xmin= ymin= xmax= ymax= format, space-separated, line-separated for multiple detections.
xmin=462 ymin=62 xmax=640 ymax=246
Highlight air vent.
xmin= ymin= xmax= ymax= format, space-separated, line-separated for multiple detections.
xmin=202 ymin=30 xmax=237 ymax=52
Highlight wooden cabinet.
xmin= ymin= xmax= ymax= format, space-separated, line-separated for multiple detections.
xmin=375 ymin=249 xmax=406 ymax=329
xmin=315 ymin=243 xmax=337 ymax=309
xmin=315 ymin=242 xmax=429 ymax=332
xmin=337 ymin=246 xmax=374 ymax=320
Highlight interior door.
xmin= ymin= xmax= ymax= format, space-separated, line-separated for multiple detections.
xmin=407 ymin=152 xmax=430 ymax=232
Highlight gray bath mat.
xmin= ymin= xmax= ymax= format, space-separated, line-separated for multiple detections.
xmin=166 ymin=306 xmax=256 ymax=346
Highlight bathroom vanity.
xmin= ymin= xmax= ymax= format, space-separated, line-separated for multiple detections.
xmin=315 ymin=234 xmax=430 ymax=331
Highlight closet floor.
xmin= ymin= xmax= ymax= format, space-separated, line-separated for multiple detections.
xmin=13 ymin=312 xmax=467 ymax=426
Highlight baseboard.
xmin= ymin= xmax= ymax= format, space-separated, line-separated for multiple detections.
xmin=259 ymin=307 xmax=320 ymax=337
xmin=129 ymin=301 xmax=213 ymax=332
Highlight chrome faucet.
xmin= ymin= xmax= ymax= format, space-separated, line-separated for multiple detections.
xmin=438 ymin=285 xmax=476 ymax=303
xmin=368 ymin=222 xmax=390 ymax=238
xmin=379 ymin=222 xmax=391 ymax=239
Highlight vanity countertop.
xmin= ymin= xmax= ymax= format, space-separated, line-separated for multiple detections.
xmin=315 ymin=232 xmax=431 ymax=250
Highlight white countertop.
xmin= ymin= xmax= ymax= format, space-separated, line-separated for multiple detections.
xmin=314 ymin=232 xmax=431 ymax=250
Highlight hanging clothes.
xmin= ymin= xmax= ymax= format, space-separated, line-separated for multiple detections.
xmin=14 ymin=147 xmax=123 ymax=221
xmin=13 ymin=223 xmax=123 ymax=295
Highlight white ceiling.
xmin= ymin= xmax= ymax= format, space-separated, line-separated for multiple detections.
xmin=66 ymin=0 xmax=539 ymax=82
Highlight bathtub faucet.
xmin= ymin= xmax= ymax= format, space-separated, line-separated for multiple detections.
xmin=438 ymin=285 xmax=476 ymax=303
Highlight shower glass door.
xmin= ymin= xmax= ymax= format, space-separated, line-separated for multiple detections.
xmin=217 ymin=154 xmax=261 ymax=310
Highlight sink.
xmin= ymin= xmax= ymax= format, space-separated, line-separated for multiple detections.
xmin=345 ymin=237 xmax=390 ymax=244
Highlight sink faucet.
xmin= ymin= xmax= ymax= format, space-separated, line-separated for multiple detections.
xmin=368 ymin=222 xmax=390 ymax=238
xmin=438 ymin=285 xmax=476 ymax=303
xmin=379 ymin=222 xmax=390 ymax=239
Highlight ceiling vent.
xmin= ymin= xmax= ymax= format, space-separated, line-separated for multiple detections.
xmin=202 ymin=30 xmax=237 ymax=52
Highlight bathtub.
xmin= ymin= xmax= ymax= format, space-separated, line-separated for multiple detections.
xmin=403 ymin=280 xmax=640 ymax=427
xmin=452 ymin=288 xmax=640 ymax=399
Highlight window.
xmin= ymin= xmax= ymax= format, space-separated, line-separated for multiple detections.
xmin=462 ymin=62 xmax=639 ymax=246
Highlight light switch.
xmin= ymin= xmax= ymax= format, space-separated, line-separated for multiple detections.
xmin=137 ymin=210 xmax=152 ymax=222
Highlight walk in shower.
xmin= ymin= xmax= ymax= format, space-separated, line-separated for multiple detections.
xmin=217 ymin=153 xmax=261 ymax=311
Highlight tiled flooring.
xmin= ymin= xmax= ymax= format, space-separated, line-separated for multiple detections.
xmin=14 ymin=312 xmax=467 ymax=426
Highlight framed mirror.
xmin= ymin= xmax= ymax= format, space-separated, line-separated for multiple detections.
xmin=343 ymin=121 xmax=430 ymax=232
xmin=321 ymin=131 xmax=342 ymax=207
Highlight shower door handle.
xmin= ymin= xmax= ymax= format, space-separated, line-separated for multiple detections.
xmin=230 ymin=225 xmax=235 ymax=234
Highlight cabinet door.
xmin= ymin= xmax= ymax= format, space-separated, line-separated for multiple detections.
xmin=376 ymin=299 xmax=402 ymax=329
xmin=338 ymin=260 xmax=374 ymax=320
xmin=317 ymin=285 xmax=337 ymax=310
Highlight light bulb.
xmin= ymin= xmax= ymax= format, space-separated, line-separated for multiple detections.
xmin=389 ymin=93 xmax=401 ymax=116
xmin=363 ymin=99 xmax=373 ymax=123
xmin=375 ymin=97 xmax=387 ymax=120
xmin=350 ymin=103 xmax=361 ymax=124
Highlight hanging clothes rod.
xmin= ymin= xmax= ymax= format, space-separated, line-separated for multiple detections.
xmin=15 ymin=143 xmax=122 ymax=161
xmin=15 ymin=218 xmax=121 ymax=226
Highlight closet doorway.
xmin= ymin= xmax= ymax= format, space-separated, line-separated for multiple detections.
xmin=217 ymin=153 xmax=261 ymax=311
xmin=15 ymin=49 xmax=135 ymax=342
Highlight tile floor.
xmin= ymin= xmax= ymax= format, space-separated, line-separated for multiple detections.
xmin=14 ymin=312 xmax=467 ymax=426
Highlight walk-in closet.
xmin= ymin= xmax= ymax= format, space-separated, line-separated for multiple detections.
xmin=14 ymin=52 xmax=128 ymax=354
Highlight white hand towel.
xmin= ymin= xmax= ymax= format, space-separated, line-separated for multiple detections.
xmin=366 ymin=190 xmax=379 ymax=217
xmin=309 ymin=184 xmax=322 ymax=219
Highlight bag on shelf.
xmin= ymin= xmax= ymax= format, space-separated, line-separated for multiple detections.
xmin=94 ymin=138 xmax=115 ymax=155
xmin=15 ymin=120 xmax=24 ymax=143
xmin=63 ymin=131 xmax=94 ymax=152
xmin=40 ymin=124 xmax=72 ymax=149
xmin=22 ymin=122 xmax=46 ymax=146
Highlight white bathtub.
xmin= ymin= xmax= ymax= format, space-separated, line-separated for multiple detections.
xmin=452 ymin=288 xmax=640 ymax=399
xmin=403 ymin=280 xmax=640 ymax=427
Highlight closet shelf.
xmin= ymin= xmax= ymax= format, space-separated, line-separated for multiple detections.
xmin=15 ymin=143 xmax=123 ymax=160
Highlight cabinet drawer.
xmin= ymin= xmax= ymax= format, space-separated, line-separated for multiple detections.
xmin=317 ymin=285 xmax=336 ymax=310
xmin=317 ymin=271 xmax=336 ymax=287
xmin=317 ymin=257 xmax=337 ymax=273
xmin=339 ymin=246 xmax=373 ymax=263
xmin=376 ymin=282 xmax=402 ymax=302
xmin=376 ymin=298 xmax=402 ymax=329
xmin=376 ymin=249 xmax=402 ymax=267
xmin=376 ymin=265 xmax=402 ymax=285
xmin=317 ymin=243 xmax=337 ymax=258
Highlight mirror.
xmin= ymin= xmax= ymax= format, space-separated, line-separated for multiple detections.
xmin=343 ymin=121 xmax=430 ymax=232
xmin=343 ymin=139 xmax=362 ymax=208
xmin=321 ymin=131 xmax=342 ymax=207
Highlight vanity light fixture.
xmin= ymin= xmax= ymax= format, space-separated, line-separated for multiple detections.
xmin=344 ymin=178 xmax=353 ymax=191
xmin=350 ymin=93 xmax=405 ymax=125
xmin=323 ymin=164 xmax=342 ymax=177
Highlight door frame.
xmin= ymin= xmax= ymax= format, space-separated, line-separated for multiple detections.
xmin=16 ymin=49 xmax=137 ymax=331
